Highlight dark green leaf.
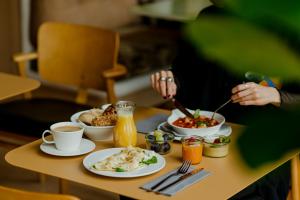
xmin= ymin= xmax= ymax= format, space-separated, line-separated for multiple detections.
xmin=185 ymin=16 xmax=300 ymax=81
xmin=236 ymin=106 xmax=300 ymax=168
xmin=224 ymin=0 xmax=300 ymax=34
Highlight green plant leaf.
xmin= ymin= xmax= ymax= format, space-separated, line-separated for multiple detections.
xmin=224 ymin=0 xmax=300 ymax=34
xmin=236 ymin=106 xmax=300 ymax=168
xmin=185 ymin=16 xmax=300 ymax=81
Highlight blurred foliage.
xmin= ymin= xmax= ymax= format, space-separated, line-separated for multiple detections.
xmin=185 ymin=0 xmax=300 ymax=167
xmin=186 ymin=16 xmax=300 ymax=80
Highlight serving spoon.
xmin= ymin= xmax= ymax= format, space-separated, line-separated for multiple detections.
xmin=211 ymin=99 xmax=232 ymax=120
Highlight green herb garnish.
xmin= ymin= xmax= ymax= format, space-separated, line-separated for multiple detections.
xmin=193 ymin=109 xmax=201 ymax=118
xmin=141 ymin=156 xmax=157 ymax=165
xmin=196 ymin=121 xmax=207 ymax=127
xmin=115 ymin=167 xmax=126 ymax=172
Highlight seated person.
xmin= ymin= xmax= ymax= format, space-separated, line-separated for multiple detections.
xmin=151 ymin=2 xmax=299 ymax=200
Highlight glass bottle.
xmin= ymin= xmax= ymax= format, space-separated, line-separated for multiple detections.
xmin=182 ymin=135 xmax=203 ymax=165
xmin=113 ymin=101 xmax=137 ymax=147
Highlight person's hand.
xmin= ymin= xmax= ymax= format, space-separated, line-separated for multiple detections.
xmin=231 ymin=82 xmax=281 ymax=106
xmin=150 ymin=70 xmax=177 ymax=99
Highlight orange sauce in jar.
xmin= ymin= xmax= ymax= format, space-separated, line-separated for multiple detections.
xmin=182 ymin=136 xmax=203 ymax=165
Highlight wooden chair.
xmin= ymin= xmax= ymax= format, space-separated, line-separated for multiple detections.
xmin=0 ymin=185 xmax=80 ymax=200
xmin=0 ymin=22 xmax=127 ymax=142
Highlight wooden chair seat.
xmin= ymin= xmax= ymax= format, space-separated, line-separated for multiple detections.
xmin=0 ymin=185 xmax=80 ymax=200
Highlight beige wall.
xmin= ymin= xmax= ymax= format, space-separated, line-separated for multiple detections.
xmin=0 ymin=0 xmax=21 ymax=74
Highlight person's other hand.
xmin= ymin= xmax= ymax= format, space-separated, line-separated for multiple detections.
xmin=150 ymin=70 xmax=177 ymax=99
xmin=231 ymin=82 xmax=281 ymax=106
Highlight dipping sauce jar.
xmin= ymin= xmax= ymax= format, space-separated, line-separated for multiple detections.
xmin=182 ymin=136 xmax=203 ymax=165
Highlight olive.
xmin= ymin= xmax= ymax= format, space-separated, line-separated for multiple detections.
xmin=163 ymin=134 xmax=169 ymax=141
xmin=147 ymin=135 xmax=155 ymax=142
xmin=162 ymin=142 xmax=171 ymax=152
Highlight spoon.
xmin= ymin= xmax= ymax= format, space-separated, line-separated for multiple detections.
xmin=211 ymin=99 xmax=232 ymax=120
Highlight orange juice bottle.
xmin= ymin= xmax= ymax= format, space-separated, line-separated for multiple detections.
xmin=113 ymin=101 xmax=137 ymax=147
xmin=182 ymin=136 xmax=203 ymax=165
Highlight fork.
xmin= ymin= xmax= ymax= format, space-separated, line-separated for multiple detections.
xmin=211 ymin=99 xmax=232 ymax=120
xmin=150 ymin=160 xmax=191 ymax=191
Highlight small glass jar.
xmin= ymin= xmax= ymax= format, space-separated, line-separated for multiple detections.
xmin=181 ymin=135 xmax=203 ymax=165
xmin=113 ymin=101 xmax=137 ymax=147
xmin=145 ymin=130 xmax=174 ymax=155
xmin=203 ymin=135 xmax=230 ymax=158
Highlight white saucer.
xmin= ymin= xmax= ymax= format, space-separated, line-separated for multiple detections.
xmin=158 ymin=122 xmax=232 ymax=141
xmin=40 ymin=138 xmax=96 ymax=156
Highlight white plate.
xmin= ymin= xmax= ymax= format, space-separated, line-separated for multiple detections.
xmin=40 ymin=138 xmax=95 ymax=156
xmin=158 ymin=122 xmax=232 ymax=141
xmin=83 ymin=148 xmax=166 ymax=178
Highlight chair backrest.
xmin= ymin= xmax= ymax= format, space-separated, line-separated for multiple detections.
xmin=0 ymin=185 xmax=80 ymax=200
xmin=38 ymin=22 xmax=119 ymax=91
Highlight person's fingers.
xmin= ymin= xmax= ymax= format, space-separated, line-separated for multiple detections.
xmin=154 ymin=72 xmax=161 ymax=95
xmin=231 ymin=88 xmax=254 ymax=101
xmin=166 ymin=71 xmax=175 ymax=98
xmin=232 ymin=82 xmax=256 ymax=94
xmin=239 ymin=99 xmax=265 ymax=106
xmin=170 ymin=83 xmax=177 ymax=98
xmin=150 ymin=74 xmax=155 ymax=90
xmin=159 ymin=71 xmax=168 ymax=97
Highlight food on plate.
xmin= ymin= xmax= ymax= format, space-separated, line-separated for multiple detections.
xmin=145 ymin=130 xmax=174 ymax=155
xmin=173 ymin=109 xmax=219 ymax=128
xmin=182 ymin=136 xmax=203 ymax=164
xmin=79 ymin=106 xmax=117 ymax=126
xmin=91 ymin=147 xmax=157 ymax=172
xmin=203 ymin=135 xmax=230 ymax=157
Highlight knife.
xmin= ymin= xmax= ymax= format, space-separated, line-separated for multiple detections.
xmin=172 ymin=98 xmax=194 ymax=119
xmin=156 ymin=167 xmax=204 ymax=192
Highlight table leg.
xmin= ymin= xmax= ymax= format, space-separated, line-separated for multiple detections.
xmin=59 ymin=178 xmax=69 ymax=194
xmin=291 ymin=155 xmax=300 ymax=200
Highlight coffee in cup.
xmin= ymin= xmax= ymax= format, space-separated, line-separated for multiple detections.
xmin=42 ymin=122 xmax=84 ymax=152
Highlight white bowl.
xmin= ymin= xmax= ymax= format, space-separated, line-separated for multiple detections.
xmin=167 ymin=109 xmax=225 ymax=137
xmin=70 ymin=110 xmax=114 ymax=141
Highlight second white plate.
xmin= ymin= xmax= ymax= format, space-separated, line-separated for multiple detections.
xmin=83 ymin=148 xmax=166 ymax=178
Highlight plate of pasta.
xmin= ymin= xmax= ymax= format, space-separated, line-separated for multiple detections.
xmin=83 ymin=147 xmax=165 ymax=178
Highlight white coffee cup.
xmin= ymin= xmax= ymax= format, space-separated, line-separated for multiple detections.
xmin=42 ymin=122 xmax=84 ymax=152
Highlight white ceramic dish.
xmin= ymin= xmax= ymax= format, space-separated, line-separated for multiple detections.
xmin=167 ymin=109 xmax=225 ymax=137
xmin=158 ymin=122 xmax=231 ymax=141
xmin=70 ymin=110 xmax=114 ymax=141
xmin=83 ymin=148 xmax=165 ymax=178
xmin=40 ymin=138 xmax=95 ymax=156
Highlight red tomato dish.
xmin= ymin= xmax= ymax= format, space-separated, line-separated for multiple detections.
xmin=173 ymin=116 xmax=219 ymax=128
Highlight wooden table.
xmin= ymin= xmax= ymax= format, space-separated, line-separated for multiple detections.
xmin=5 ymin=107 xmax=297 ymax=199
xmin=0 ymin=72 xmax=40 ymax=101
xmin=132 ymin=0 xmax=212 ymax=22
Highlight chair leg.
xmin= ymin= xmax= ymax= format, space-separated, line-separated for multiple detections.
xmin=59 ymin=178 xmax=69 ymax=194
xmin=291 ymin=155 xmax=300 ymax=200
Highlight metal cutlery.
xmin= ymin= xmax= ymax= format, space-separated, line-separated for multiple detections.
xmin=156 ymin=167 xmax=204 ymax=193
xmin=172 ymin=98 xmax=194 ymax=118
xmin=211 ymin=99 xmax=232 ymax=120
xmin=150 ymin=160 xmax=191 ymax=191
